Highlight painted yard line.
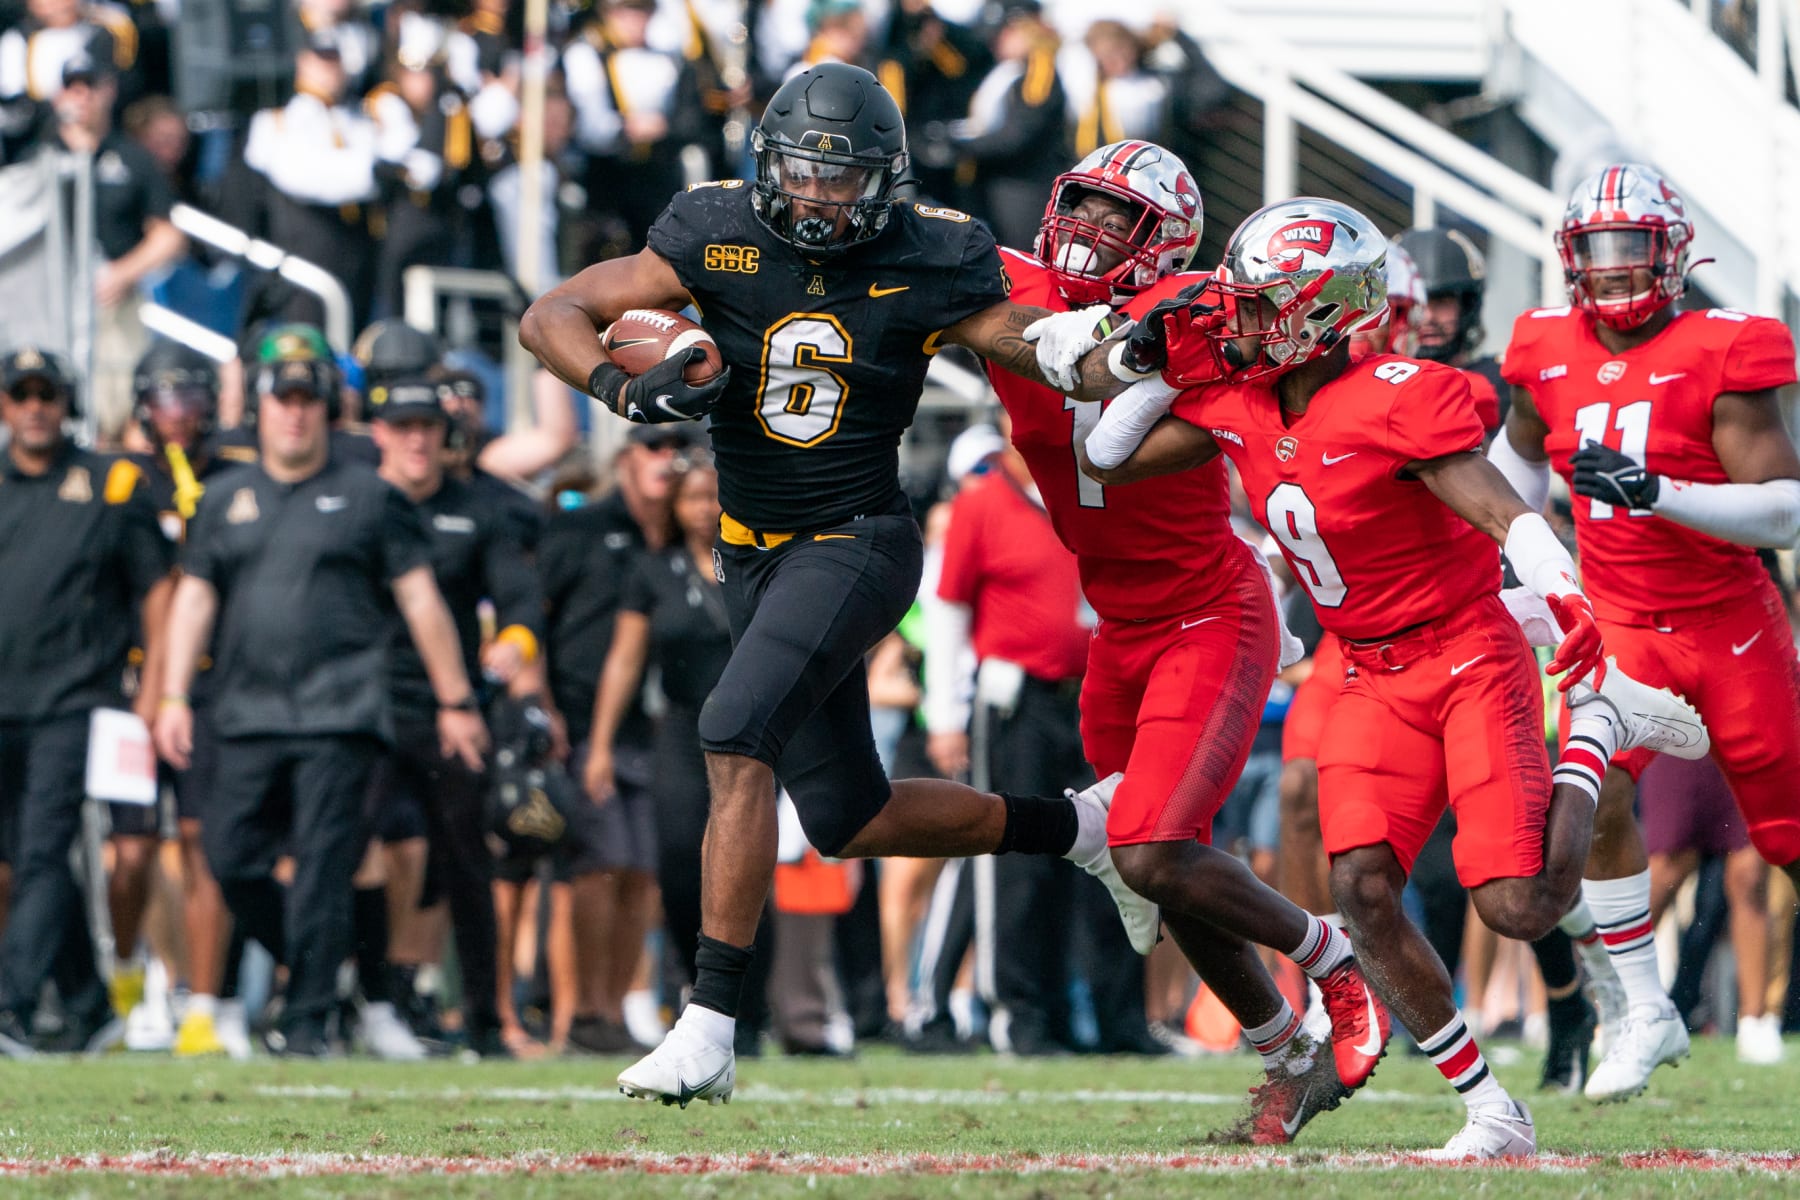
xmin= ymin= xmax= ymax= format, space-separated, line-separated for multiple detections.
xmin=251 ymin=1083 xmax=1437 ymax=1107
xmin=2 ymin=1149 xmax=1798 ymax=1177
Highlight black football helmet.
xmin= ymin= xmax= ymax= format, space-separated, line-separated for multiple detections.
xmin=133 ymin=340 xmax=219 ymax=443
xmin=1392 ymin=227 xmax=1486 ymax=363
xmin=750 ymin=63 xmax=909 ymax=254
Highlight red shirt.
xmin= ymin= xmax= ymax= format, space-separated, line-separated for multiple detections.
xmin=937 ymin=469 xmax=1091 ymax=683
xmin=1500 ymin=306 xmax=1797 ymax=623
xmin=1175 ymin=355 xmax=1496 ymax=641
xmin=984 ymin=250 xmax=1240 ymax=622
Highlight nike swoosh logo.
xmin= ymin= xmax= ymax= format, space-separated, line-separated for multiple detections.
xmin=1649 ymin=372 xmax=1686 ymax=385
xmin=868 ymin=284 xmax=910 ymax=298
xmin=608 ymin=337 xmax=659 ymax=350
xmin=1353 ymin=988 xmax=1382 ymax=1057
xmin=676 ymin=1060 xmax=733 ymax=1106
xmin=1181 ymin=616 xmax=1221 ymax=630
xmin=1321 ymin=452 xmax=1357 ymax=466
xmin=1449 ymin=654 xmax=1486 ymax=676
xmin=1733 ymin=630 xmax=1763 ymax=655
xmin=813 ymin=533 xmax=856 ymax=541
xmin=1280 ymin=1091 xmax=1312 ymax=1137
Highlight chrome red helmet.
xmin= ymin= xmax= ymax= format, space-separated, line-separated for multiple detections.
xmin=1034 ymin=140 xmax=1203 ymax=307
xmin=1555 ymin=163 xmax=1693 ymax=330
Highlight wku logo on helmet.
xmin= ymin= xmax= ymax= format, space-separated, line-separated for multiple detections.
xmin=1267 ymin=221 xmax=1336 ymax=272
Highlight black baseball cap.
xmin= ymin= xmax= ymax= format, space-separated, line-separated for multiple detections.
xmin=369 ymin=376 xmax=449 ymax=422
xmin=627 ymin=424 xmax=703 ymax=450
xmin=61 ymin=52 xmax=114 ymax=88
xmin=1 ymin=345 xmax=75 ymax=395
xmin=303 ymin=27 xmax=345 ymax=58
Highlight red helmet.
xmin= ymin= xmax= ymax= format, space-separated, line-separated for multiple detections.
xmin=1555 ymin=163 xmax=1694 ymax=330
xmin=1035 ymin=140 xmax=1203 ymax=307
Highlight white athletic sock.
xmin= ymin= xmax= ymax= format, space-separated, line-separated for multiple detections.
xmin=1556 ymin=709 xmax=1621 ymax=804
xmin=185 ymin=993 xmax=217 ymax=1019
xmin=1420 ymin=1014 xmax=1511 ymax=1112
xmin=678 ymin=1001 xmax=737 ymax=1048
xmin=1558 ymin=898 xmax=1613 ymax=979
xmin=1582 ymin=870 xmax=1669 ymax=1014
xmin=1244 ymin=1002 xmax=1302 ymax=1069
xmin=1287 ymin=914 xmax=1354 ymax=980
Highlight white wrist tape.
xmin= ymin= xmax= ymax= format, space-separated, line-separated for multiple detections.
xmin=1083 ymin=376 xmax=1180 ymax=470
xmin=1107 ymin=340 xmax=1157 ymax=384
xmin=1654 ymin=477 xmax=1800 ymax=548
xmin=1486 ymin=431 xmax=1552 ymax=514
xmin=1503 ymin=512 xmax=1582 ymax=602
xmin=1499 ymin=586 xmax=1561 ymax=647
xmin=922 ymin=599 xmax=975 ymax=735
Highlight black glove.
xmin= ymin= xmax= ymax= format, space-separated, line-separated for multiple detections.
xmin=1570 ymin=442 xmax=1660 ymax=509
xmin=589 ymin=348 xmax=731 ymax=424
xmin=1120 ymin=281 xmax=1224 ymax=376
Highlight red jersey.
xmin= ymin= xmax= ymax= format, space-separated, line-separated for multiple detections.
xmin=937 ymin=469 xmax=1091 ymax=683
xmin=985 ymin=250 xmax=1239 ymax=621
xmin=1501 ymin=306 xmax=1798 ymax=623
xmin=1174 ymin=355 xmax=1497 ymax=641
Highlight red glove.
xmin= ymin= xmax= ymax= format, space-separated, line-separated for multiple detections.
xmin=1545 ymin=593 xmax=1607 ymax=691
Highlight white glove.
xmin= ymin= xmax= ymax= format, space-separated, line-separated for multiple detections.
xmin=403 ymin=148 xmax=444 ymax=192
xmin=1023 ymin=304 xmax=1116 ymax=392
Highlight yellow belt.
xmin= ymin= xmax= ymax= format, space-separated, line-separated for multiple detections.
xmin=719 ymin=511 xmax=795 ymax=549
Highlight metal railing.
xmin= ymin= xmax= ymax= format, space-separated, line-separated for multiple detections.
xmin=401 ymin=264 xmax=541 ymax=432
xmin=169 ymin=204 xmax=353 ymax=351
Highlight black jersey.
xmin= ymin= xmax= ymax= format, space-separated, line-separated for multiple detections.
xmin=647 ymin=182 xmax=1010 ymax=530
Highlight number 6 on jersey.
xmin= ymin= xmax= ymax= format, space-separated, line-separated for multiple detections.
xmin=1266 ymin=482 xmax=1346 ymax=607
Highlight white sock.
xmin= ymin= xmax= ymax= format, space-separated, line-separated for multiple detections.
xmin=678 ymin=1001 xmax=737 ymax=1048
xmin=1556 ymin=709 xmax=1621 ymax=804
xmin=1558 ymin=898 xmax=1615 ymax=982
xmin=1243 ymin=1003 xmax=1302 ymax=1069
xmin=1582 ymin=870 xmax=1670 ymax=1014
xmin=1288 ymin=914 xmax=1354 ymax=980
xmin=186 ymin=993 xmax=217 ymax=1019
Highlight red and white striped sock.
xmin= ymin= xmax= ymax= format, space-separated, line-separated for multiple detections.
xmin=1419 ymin=1014 xmax=1510 ymax=1111
xmin=1287 ymin=914 xmax=1353 ymax=981
xmin=1243 ymin=1002 xmax=1302 ymax=1070
xmin=1583 ymin=870 xmax=1668 ymax=1012
xmin=1556 ymin=709 xmax=1621 ymax=804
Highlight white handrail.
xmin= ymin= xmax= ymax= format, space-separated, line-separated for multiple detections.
xmin=168 ymin=204 xmax=353 ymax=352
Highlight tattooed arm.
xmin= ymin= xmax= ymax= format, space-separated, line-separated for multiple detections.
xmin=941 ymin=300 xmax=1127 ymax=402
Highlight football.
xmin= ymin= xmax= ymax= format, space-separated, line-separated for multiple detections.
xmin=600 ymin=309 xmax=724 ymax=385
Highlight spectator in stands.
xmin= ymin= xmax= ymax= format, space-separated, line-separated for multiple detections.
xmin=0 ymin=346 xmax=172 ymax=1056
xmin=47 ymin=53 xmax=185 ymax=441
xmin=368 ymin=35 xmax=477 ymax=319
xmin=937 ymin=0 xmax=1068 ymax=249
xmin=153 ymin=325 xmax=486 ymax=1057
xmin=448 ymin=0 xmax=520 ymax=151
xmin=487 ymin=71 xmax=577 ymax=283
xmin=121 ymin=95 xmax=194 ymax=203
xmin=0 ymin=0 xmax=138 ymax=106
xmin=877 ymin=0 xmax=992 ymax=206
xmin=1068 ymin=20 xmax=1167 ymax=157
xmin=297 ymin=0 xmax=379 ymax=98
xmin=790 ymin=0 xmax=876 ymax=76
xmin=1140 ymin=15 xmax=1230 ymax=174
xmin=240 ymin=30 xmax=385 ymax=330
xmin=564 ymin=0 xmax=704 ymax=251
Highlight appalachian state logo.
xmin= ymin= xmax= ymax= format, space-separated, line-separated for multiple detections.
xmin=506 ymin=785 xmax=566 ymax=843
xmin=226 ymin=487 xmax=260 ymax=524
xmin=14 ymin=347 xmax=44 ymax=370
xmin=57 ymin=465 xmax=92 ymax=503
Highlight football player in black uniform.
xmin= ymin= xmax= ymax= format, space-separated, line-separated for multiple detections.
xmin=521 ymin=62 xmax=1151 ymax=1105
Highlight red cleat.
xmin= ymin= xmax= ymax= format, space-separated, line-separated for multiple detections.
xmin=1243 ymin=1033 xmax=1350 ymax=1146
xmin=1318 ymin=960 xmax=1390 ymax=1088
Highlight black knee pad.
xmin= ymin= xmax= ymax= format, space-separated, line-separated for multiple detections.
xmin=698 ymin=679 xmax=774 ymax=761
xmin=785 ymin=767 xmax=891 ymax=858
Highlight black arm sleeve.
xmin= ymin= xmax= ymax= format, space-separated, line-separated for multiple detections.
xmin=482 ymin=509 xmax=545 ymax=638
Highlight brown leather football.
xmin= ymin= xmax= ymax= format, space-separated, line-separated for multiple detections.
xmin=600 ymin=309 xmax=723 ymax=384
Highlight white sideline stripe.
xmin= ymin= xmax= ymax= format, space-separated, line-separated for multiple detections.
xmin=252 ymin=1083 xmax=1435 ymax=1107
xmin=5 ymin=1149 xmax=1800 ymax=1178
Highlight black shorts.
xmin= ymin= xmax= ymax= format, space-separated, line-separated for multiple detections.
xmin=110 ymin=705 xmax=218 ymax=837
xmin=491 ymin=780 xmax=609 ymax=886
xmin=364 ymin=724 xmax=435 ymax=845
xmin=698 ymin=503 xmax=923 ymax=856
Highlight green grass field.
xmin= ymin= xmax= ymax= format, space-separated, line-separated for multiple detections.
xmin=2 ymin=1036 xmax=1797 ymax=1198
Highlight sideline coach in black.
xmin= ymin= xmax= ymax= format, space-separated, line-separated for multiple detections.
xmin=0 ymin=346 xmax=173 ymax=1055
xmin=152 ymin=327 xmax=487 ymax=1055
xmin=368 ymin=376 xmax=543 ymax=1057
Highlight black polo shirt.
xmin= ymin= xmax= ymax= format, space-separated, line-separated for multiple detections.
xmin=389 ymin=475 xmax=542 ymax=727
xmin=181 ymin=455 xmax=431 ymax=740
xmin=538 ymin=490 xmax=651 ymax=741
xmin=619 ymin=546 xmax=732 ymax=712
xmin=89 ymin=130 xmax=174 ymax=263
xmin=0 ymin=443 xmax=172 ymax=721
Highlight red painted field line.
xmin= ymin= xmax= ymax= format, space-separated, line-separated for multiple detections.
xmin=0 ymin=1149 xmax=1797 ymax=1177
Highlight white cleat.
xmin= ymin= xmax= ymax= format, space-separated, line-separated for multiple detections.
xmin=357 ymin=1001 xmax=429 ymax=1061
xmin=1737 ymin=1013 xmax=1785 ymax=1066
xmin=1584 ymin=1004 xmax=1689 ymax=1102
xmin=619 ymin=1020 xmax=736 ymax=1108
xmin=1567 ymin=658 xmax=1708 ymax=759
xmin=216 ymin=999 xmax=255 ymax=1061
xmin=1066 ymin=772 xmax=1161 ymax=955
xmin=1424 ymin=1100 xmax=1535 ymax=1161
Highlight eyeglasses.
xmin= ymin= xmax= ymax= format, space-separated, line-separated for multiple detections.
xmin=4 ymin=385 xmax=62 ymax=405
